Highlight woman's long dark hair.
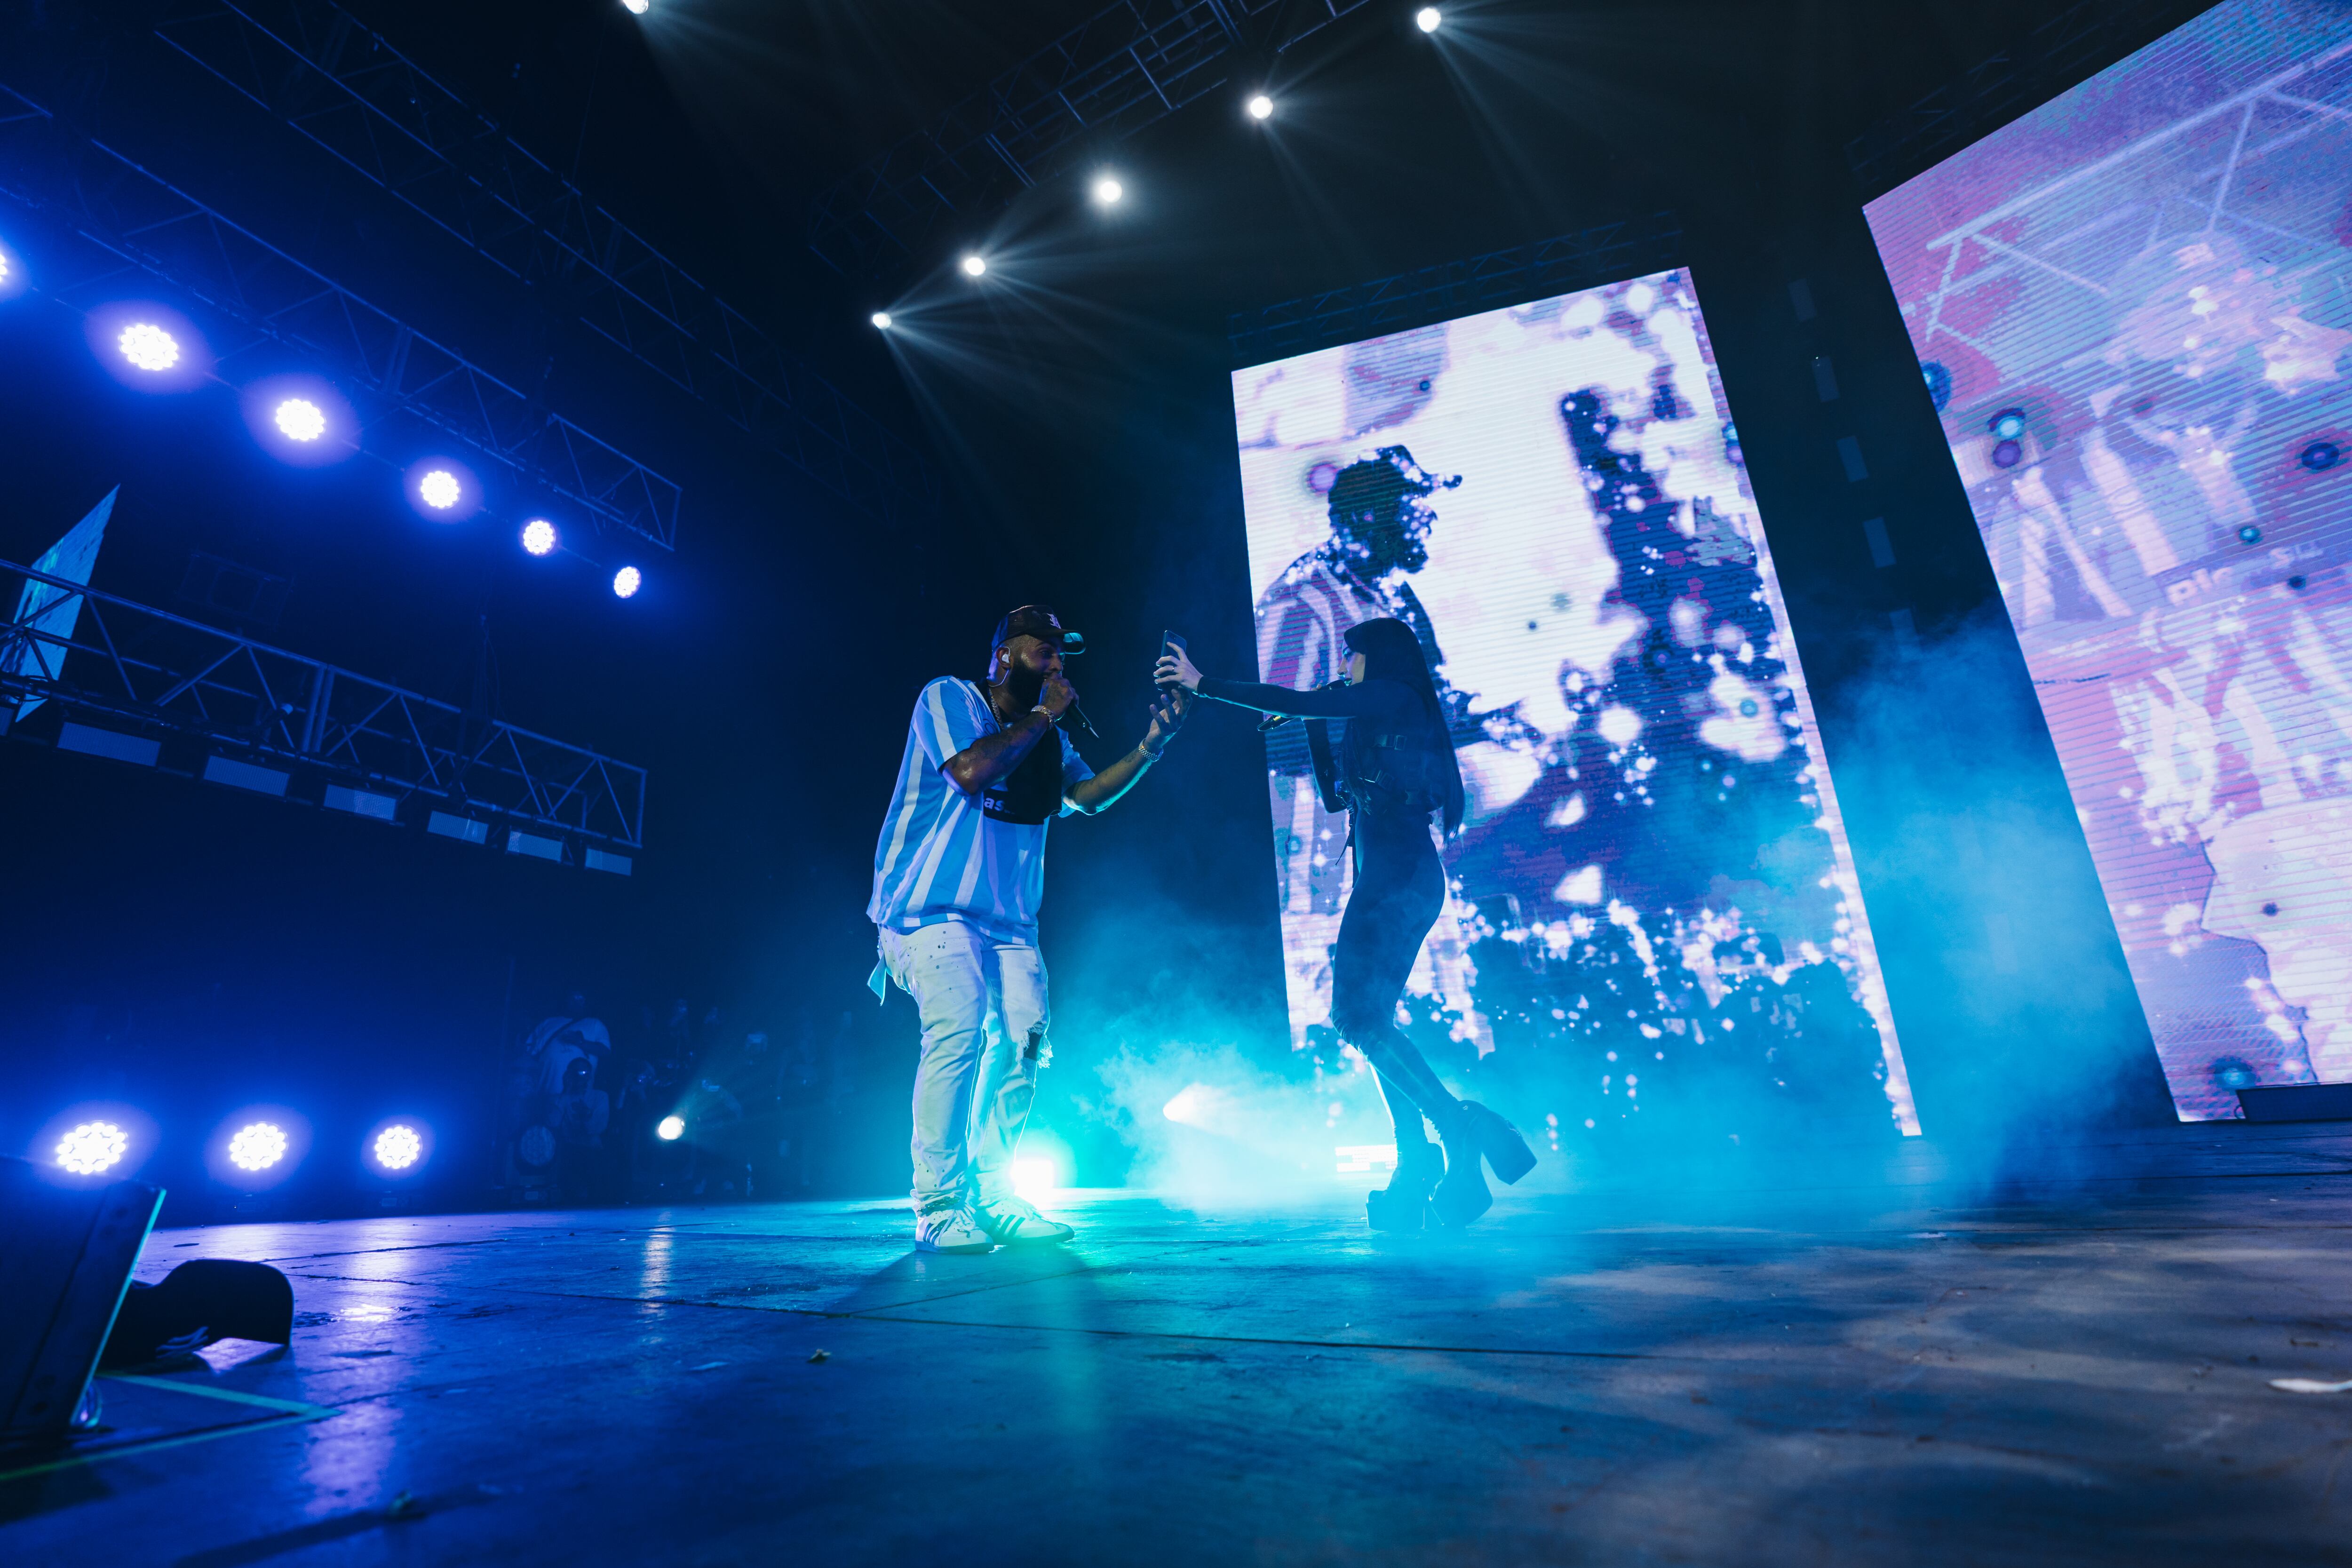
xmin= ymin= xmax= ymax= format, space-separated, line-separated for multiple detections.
xmin=1343 ymin=616 xmax=1465 ymax=835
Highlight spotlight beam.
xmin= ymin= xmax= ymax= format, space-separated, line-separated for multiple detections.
xmin=803 ymin=0 xmax=1380 ymax=279
xmin=0 ymin=83 xmax=682 ymax=552
xmin=147 ymin=0 xmax=941 ymax=533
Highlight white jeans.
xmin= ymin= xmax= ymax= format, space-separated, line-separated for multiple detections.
xmin=879 ymin=922 xmax=1050 ymax=1218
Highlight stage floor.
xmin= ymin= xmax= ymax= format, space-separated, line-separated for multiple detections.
xmin=10 ymin=1134 xmax=2352 ymax=1565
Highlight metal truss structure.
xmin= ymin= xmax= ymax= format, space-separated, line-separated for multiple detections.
xmin=1843 ymin=0 xmax=2213 ymax=199
xmin=806 ymin=0 xmax=1373 ymax=279
xmin=152 ymin=0 xmax=940 ymax=532
xmin=1896 ymin=38 xmax=2352 ymax=382
xmin=0 ymin=556 xmax=646 ymax=853
xmin=1224 ymin=212 xmax=1686 ymax=366
xmin=0 ymin=84 xmax=681 ymax=552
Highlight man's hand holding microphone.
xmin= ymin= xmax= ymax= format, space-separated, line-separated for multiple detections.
xmin=1032 ymin=669 xmax=1079 ymax=725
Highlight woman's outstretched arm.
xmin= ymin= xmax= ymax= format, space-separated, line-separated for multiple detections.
xmin=1198 ymin=676 xmax=1391 ymax=718
xmin=1153 ymin=649 xmax=1399 ymax=719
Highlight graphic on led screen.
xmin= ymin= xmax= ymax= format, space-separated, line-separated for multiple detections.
xmin=1232 ymin=271 xmax=1918 ymax=1142
xmin=1863 ymin=0 xmax=2352 ymax=1120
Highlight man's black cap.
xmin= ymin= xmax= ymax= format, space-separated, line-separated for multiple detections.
xmin=991 ymin=604 xmax=1084 ymax=658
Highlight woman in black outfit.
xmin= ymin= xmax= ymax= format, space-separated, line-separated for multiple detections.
xmin=1157 ymin=618 xmax=1535 ymax=1227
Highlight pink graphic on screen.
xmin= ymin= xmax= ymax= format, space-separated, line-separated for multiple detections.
xmin=1232 ymin=271 xmax=1918 ymax=1142
xmin=1863 ymin=0 xmax=2352 ymax=1118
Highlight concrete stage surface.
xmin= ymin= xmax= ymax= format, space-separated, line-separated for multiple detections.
xmin=11 ymin=1129 xmax=2352 ymax=1565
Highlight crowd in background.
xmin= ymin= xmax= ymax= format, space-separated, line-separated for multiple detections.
xmin=495 ymin=990 xmax=868 ymax=1207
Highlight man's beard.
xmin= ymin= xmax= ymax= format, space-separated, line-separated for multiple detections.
xmin=1005 ymin=665 xmax=1046 ymax=706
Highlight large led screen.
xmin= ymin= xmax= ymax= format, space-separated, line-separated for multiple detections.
xmin=1864 ymin=0 xmax=2352 ymax=1120
xmin=1232 ymin=270 xmax=1919 ymax=1143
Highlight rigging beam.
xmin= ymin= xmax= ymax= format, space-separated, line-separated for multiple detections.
xmin=0 ymin=555 xmax=647 ymax=854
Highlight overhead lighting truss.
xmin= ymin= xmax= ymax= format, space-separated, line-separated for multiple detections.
xmin=0 ymin=84 xmax=681 ymax=552
xmin=0 ymin=555 xmax=647 ymax=851
xmin=1224 ymin=212 xmax=1686 ymax=366
xmin=152 ymin=0 xmax=940 ymax=532
xmin=804 ymin=0 xmax=1375 ymax=280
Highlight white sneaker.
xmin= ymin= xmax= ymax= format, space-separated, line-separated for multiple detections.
xmin=976 ymin=1194 xmax=1074 ymax=1244
xmin=914 ymin=1208 xmax=997 ymax=1255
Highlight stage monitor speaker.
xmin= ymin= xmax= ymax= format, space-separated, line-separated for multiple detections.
xmin=0 ymin=1154 xmax=164 ymax=1443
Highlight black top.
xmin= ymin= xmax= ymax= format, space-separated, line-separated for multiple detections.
xmin=1200 ymin=676 xmax=1442 ymax=836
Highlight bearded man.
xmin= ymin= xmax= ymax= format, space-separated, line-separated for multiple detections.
xmin=867 ymin=605 xmax=1190 ymax=1253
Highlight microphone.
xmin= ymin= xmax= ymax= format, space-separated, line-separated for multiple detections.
xmin=1258 ymin=677 xmax=1351 ymax=732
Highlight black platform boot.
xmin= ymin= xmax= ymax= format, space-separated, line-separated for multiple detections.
xmin=1430 ymin=1109 xmax=1492 ymax=1227
xmin=1462 ymin=1102 xmax=1537 ymax=1185
xmin=1430 ymin=1148 xmax=1491 ymax=1226
xmin=1430 ymin=1104 xmax=1539 ymax=1226
xmin=1367 ymin=1137 xmax=1442 ymax=1230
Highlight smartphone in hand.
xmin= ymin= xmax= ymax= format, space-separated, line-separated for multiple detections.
xmin=1155 ymin=631 xmax=1191 ymax=717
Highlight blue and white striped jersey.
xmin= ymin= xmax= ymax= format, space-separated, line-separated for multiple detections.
xmin=867 ymin=677 xmax=1095 ymax=944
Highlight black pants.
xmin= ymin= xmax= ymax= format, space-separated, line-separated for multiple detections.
xmin=1329 ymin=818 xmax=1458 ymax=1145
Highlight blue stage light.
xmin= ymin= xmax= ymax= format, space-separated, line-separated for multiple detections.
xmin=207 ymin=1106 xmax=307 ymax=1188
xmin=88 ymin=303 xmax=212 ymax=390
xmin=961 ymin=255 xmax=987 ymax=277
xmin=404 ymin=457 xmax=481 ymax=520
xmin=612 ymin=565 xmax=642 ymax=598
xmin=522 ymin=518 xmax=558 ymax=556
xmin=362 ymin=1116 xmax=433 ymax=1177
xmin=55 ymin=1120 xmax=129 ymax=1176
xmin=37 ymin=1104 xmax=157 ymax=1179
xmin=1247 ymin=93 xmax=1274 ymax=120
xmin=373 ymin=1124 xmax=423 ymax=1170
xmin=622 ymin=0 xmax=648 ymax=10
xmin=244 ymin=375 xmax=357 ymax=466
xmin=871 ymin=311 xmax=893 ymax=330
xmin=274 ymin=398 xmax=327 ymax=442
xmin=1416 ymin=7 xmax=1442 ymax=32
xmin=656 ymin=1114 xmax=684 ymax=1140
xmin=228 ymin=1121 xmax=288 ymax=1172
xmin=1092 ymin=175 xmax=1124 ymax=207
xmin=118 ymin=322 xmax=181 ymax=372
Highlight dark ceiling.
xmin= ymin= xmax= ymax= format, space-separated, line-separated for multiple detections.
xmin=304 ymin=0 xmax=2097 ymax=411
